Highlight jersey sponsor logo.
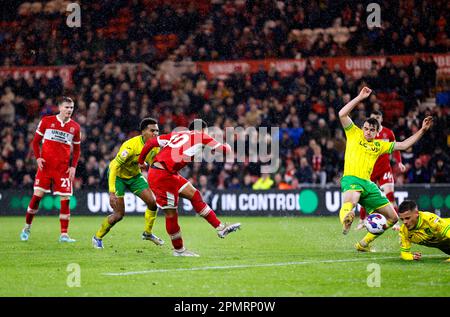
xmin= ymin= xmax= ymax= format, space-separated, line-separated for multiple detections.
xmin=359 ymin=140 xmax=380 ymax=152
xmin=43 ymin=129 xmax=74 ymax=144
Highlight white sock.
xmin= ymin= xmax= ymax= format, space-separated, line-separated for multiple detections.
xmin=216 ymin=223 xmax=225 ymax=231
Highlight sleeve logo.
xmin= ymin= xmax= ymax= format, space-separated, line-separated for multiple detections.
xmin=121 ymin=150 xmax=129 ymax=158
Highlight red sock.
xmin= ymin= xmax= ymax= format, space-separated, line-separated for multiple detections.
xmin=60 ymin=199 xmax=70 ymax=234
xmin=191 ymin=190 xmax=221 ymax=228
xmin=165 ymin=213 xmax=183 ymax=250
xmin=26 ymin=195 xmax=42 ymax=225
xmin=359 ymin=206 xmax=367 ymax=220
xmin=386 ymin=192 xmax=398 ymax=213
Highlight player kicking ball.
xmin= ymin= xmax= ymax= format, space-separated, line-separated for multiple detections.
xmin=20 ymin=97 xmax=81 ymax=243
xmin=356 ymin=110 xmax=406 ymax=231
xmin=338 ymin=87 xmax=433 ymax=252
xmin=138 ymin=119 xmax=241 ymax=257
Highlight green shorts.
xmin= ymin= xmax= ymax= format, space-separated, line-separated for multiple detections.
xmin=341 ymin=175 xmax=390 ymax=213
xmin=114 ymin=174 xmax=149 ymax=197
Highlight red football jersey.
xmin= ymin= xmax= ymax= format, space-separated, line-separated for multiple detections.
xmin=35 ymin=115 xmax=81 ymax=168
xmin=154 ymin=130 xmax=221 ymax=173
xmin=371 ymin=126 xmax=401 ymax=177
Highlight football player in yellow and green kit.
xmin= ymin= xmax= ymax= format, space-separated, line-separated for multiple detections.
xmin=92 ymin=118 xmax=163 ymax=248
xmin=397 ymin=200 xmax=450 ymax=262
xmin=338 ymin=87 xmax=433 ymax=252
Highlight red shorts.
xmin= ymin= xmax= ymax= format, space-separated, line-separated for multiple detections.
xmin=148 ymin=167 xmax=189 ymax=209
xmin=371 ymin=168 xmax=394 ymax=188
xmin=34 ymin=167 xmax=73 ymax=196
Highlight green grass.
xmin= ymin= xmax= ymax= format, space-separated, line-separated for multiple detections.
xmin=1 ymin=215 xmax=449 ymax=297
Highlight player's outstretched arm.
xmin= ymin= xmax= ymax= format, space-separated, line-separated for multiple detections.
xmin=401 ymin=251 xmax=422 ymax=261
xmin=138 ymin=137 xmax=159 ymax=165
xmin=394 ymin=116 xmax=433 ymax=151
xmin=338 ymin=87 xmax=372 ymax=128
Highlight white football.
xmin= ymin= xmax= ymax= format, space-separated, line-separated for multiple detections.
xmin=364 ymin=213 xmax=387 ymax=234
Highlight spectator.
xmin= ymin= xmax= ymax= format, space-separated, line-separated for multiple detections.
xmin=295 ymin=157 xmax=313 ymax=184
xmin=407 ymin=158 xmax=431 ymax=183
xmin=273 ymin=173 xmax=292 ymax=190
xmin=0 ymin=1 xmax=446 ymax=189
xmin=431 ymin=159 xmax=449 ymax=183
xmin=252 ymin=173 xmax=274 ymax=190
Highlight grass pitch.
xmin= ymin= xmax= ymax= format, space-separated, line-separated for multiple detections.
xmin=1 ymin=215 xmax=449 ymax=297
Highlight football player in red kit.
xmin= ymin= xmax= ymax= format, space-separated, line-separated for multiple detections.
xmin=357 ymin=110 xmax=406 ymax=231
xmin=20 ymin=97 xmax=81 ymax=242
xmin=138 ymin=119 xmax=240 ymax=257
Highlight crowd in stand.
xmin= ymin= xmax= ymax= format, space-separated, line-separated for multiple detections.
xmin=1 ymin=1 xmax=448 ymax=67
xmin=0 ymin=54 xmax=448 ymax=190
xmin=174 ymin=0 xmax=449 ymax=62
xmin=0 ymin=0 xmax=449 ymax=191
xmin=0 ymin=1 xmax=202 ymax=68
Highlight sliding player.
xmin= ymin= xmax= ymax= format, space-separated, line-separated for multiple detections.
xmin=397 ymin=200 xmax=449 ymax=262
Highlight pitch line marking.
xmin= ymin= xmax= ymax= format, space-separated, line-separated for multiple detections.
xmin=102 ymin=254 xmax=444 ymax=276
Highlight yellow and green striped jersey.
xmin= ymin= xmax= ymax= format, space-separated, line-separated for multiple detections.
xmin=400 ymin=211 xmax=450 ymax=260
xmin=112 ymin=135 xmax=159 ymax=179
xmin=342 ymin=123 xmax=395 ymax=180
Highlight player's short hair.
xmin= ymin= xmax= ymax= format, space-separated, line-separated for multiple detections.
xmin=140 ymin=117 xmax=158 ymax=131
xmin=371 ymin=110 xmax=383 ymax=117
xmin=58 ymin=97 xmax=74 ymax=106
xmin=398 ymin=200 xmax=418 ymax=213
xmin=189 ymin=119 xmax=208 ymax=131
xmin=364 ymin=117 xmax=380 ymax=130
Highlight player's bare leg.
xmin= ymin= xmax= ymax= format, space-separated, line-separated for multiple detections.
xmin=92 ymin=194 xmax=125 ymax=248
xmin=356 ymin=204 xmax=398 ymax=252
xmin=381 ymin=183 xmax=400 ymax=231
xmin=180 ymin=183 xmax=241 ymax=238
xmin=164 ymin=208 xmax=198 ymax=257
xmin=59 ymin=196 xmax=76 ymax=243
xmin=138 ymin=189 xmax=164 ymax=246
xmin=20 ymin=189 xmax=45 ymax=241
xmin=339 ymin=191 xmax=361 ymax=235
xmin=356 ymin=205 xmax=367 ymax=230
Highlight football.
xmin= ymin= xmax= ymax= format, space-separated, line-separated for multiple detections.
xmin=364 ymin=213 xmax=387 ymax=234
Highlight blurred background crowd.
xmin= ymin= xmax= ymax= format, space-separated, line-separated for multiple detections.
xmin=0 ymin=0 xmax=449 ymax=191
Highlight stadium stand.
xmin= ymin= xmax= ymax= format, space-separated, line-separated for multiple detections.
xmin=0 ymin=0 xmax=449 ymax=190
